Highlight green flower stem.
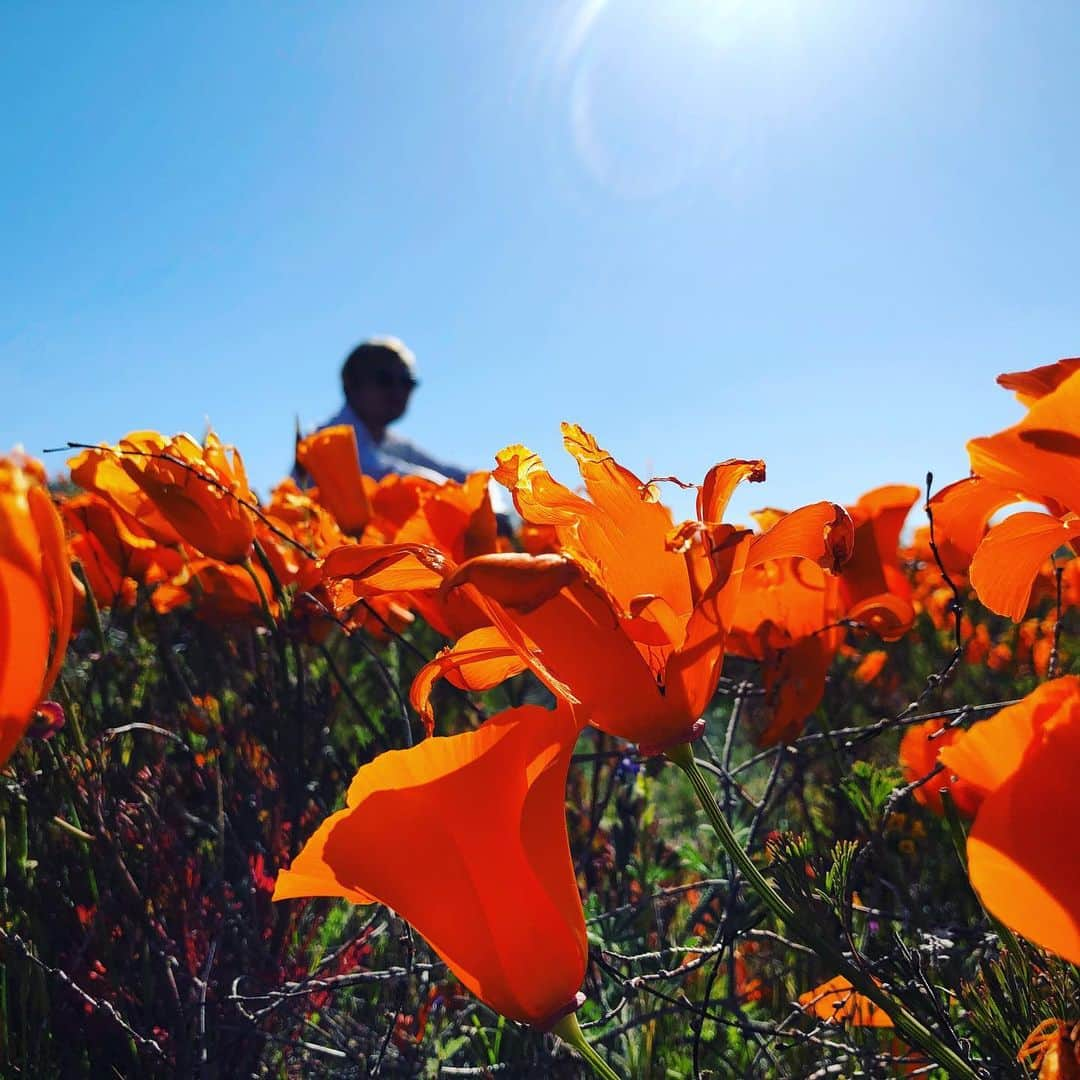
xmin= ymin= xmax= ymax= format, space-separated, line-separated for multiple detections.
xmin=71 ymin=560 xmax=106 ymax=657
xmin=551 ymin=1013 xmax=623 ymax=1080
xmin=242 ymin=558 xmax=275 ymax=624
xmin=666 ymin=742 xmax=980 ymax=1080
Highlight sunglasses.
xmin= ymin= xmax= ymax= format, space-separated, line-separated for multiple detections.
xmin=368 ymin=370 xmax=419 ymax=391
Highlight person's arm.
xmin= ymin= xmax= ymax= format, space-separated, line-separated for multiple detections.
xmin=381 ymin=433 xmax=469 ymax=484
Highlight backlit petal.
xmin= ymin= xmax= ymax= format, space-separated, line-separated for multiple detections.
xmin=927 ymin=477 xmax=1024 ymax=574
xmin=965 ymin=712 xmax=1080 ymax=963
xmin=275 ymin=704 xmax=588 ymax=1025
xmin=997 ymin=357 xmax=1080 ymax=405
xmin=968 ymin=513 xmax=1080 ymax=621
xmin=747 ymin=501 xmax=853 ymax=573
xmin=968 ymin=369 xmax=1080 ymax=514
xmin=410 ymin=627 xmax=528 ymax=732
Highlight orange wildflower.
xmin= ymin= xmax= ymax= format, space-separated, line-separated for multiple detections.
xmin=839 ymin=485 xmax=919 ymax=641
xmin=798 ymin=975 xmax=893 ymax=1027
xmin=275 ymin=704 xmax=588 ymax=1027
xmin=407 ymin=426 xmax=851 ymax=751
xmin=930 ymin=363 xmax=1080 ymax=618
xmin=152 ymin=558 xmax=277 ymax=623
xmin=1018 ymin=1019 xmax=1080 ymax=1079
xmin=853 ymin=649 xmax=888 ymax=685
xmin=0 ymin=453 xmax=74 ymax=764
xmin=71 ymin=431 xmax=257 ymax=564
xmin=295 ymin=424 xmax=372 ymax=536
xmin=897 ymin=719 xmax=982 ymax=817
xmin=725 ymin=484 xmax=910 ymax=745
xmin=938 ymin=677 xmax=1080 ymax=963
xmin=320 ymin=473 xmax=500 ymax=641
xmin=63 ymin=492 xmax=183 ymax=611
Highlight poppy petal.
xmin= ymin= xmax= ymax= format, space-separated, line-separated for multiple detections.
xmin=410 ymin=627 xmax=528 ymax=732
xmin=697 ymin=460 xmax=766 ymax=523
xmin=927 ymin=477 xmax=1025 ymax=574
xmin=323 ymin=543 xmax=451 ymax=595
xmin=0 ymin=558 xmax=51 ymax=764
xmin=968 ymin=369 xmax=1080 ymax=513
xmin=747 ymin=501 xmax=853 ymax=573
xmin=938 ymin=677 xmax=1079 ymax=795
xmin=965 ymin=717 xmax=1080 ymax=963
xmin=997 ymin=357 xmax=1080 ymax=405
xmin=968 ymin=512 xmax=1080 ymax=621
xmin=275 ymin=704 xmax=588 ymax=1025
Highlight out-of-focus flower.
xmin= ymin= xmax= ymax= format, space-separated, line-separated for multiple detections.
xmin=798 ymin=975 xmax=893 ymax=1027
xmin=897 ymin=719 xmax=983 ymax=818
xmin=70 ymin=431 xmax=257 ymax=564
xmin=839 ymin=485 xmax=919 ymax=641
xmin=152 ymin=558 xmax=277 ymax=623
xmin=938 ymin=677 xmax=1080 ymax=963
xmin=63 ymin=492 xmax=184 ymax=612
xmin=853 ymin=649 xmax=888 ymax=685
xmin=322 ymin=473 xmax=501 ymax=642
xmin=275 ymin=703 xmax=588 ymax=1027
xmin=295 ymin=425 xmax=372 ymax=536
xmin=0 ymin=452 xmax=75 ymax=764
xmin=27 ymin=700 xmax=65 ymax=741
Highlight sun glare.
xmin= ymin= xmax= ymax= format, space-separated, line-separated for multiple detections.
xmin=554 ymin=0 xmax=801 ymax=198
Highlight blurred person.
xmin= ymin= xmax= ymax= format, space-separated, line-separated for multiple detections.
xmin=310 ymin=337 xmax=469 ymax=485
xmin=297 ymin=338 xmax=513 ymax=525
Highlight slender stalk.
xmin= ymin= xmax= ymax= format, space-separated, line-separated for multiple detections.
xmin=551 ymin=1012 xmax=623 ymax=1080
xmin=666 ymin=742 xmax=980 ymax=1080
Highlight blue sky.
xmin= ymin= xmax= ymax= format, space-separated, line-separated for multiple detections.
xmin=3 ymin=1 xmax=1078 ymax=525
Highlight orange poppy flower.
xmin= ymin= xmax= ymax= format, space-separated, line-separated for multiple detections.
xmin=725 ymin=485 xmax=909 ymax=746
xmin=366 ymin=473 xmax=439 ymax=540
xmin=318 ymin=473 xmax=500 ymax=641
xmin=71 ymin=431 xmax=257 ymax=564
xmin=404 ymin=427 xmax=851 ymax=752
xmin=957 ymin=367 xmax=1080 ymax=620
xmin=152 ymin=558 xmax=277 ymax=623
xmin=0 ymin=453 xmax=75 ymax=764
xmin=275 ymin=703 xmax=588 ymax=1027
xmin=1018 ymin=1019 xmax=1080 ymax=1080
xmin=295 ymin=425 xmax=372 ymax=536
xmin=897 ymin=719 xmax=983 ymax=818
xmin=938 ymin=677 xmax=1080 ymax=963
xmin=63 ymin=492 xmax=184 ymax=610
xmin=798 ymin=975 xmax=893 ymax=1027
xmin=838 ymin=485 xmax=919 ymax=641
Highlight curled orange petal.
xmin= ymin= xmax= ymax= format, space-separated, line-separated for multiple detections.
xmin=410 ymin=627 xmax=528 ymax=733
xmin=998 ymin=357 xmax=1080 ymax=406
xmin=747 ymin=501 xmax=853 ymax=574
xmin=969 ymin=512 xmax=1080 ymax=621
xmin=928 ymin=476 xmax=1024 ymax=575
xmin=443 ymin=553 xmax=583 ymax=614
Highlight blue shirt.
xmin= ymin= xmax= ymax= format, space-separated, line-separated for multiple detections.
xmin=295 ymin=403 xmax=512 ymax=516
xmin=314 ymin=402 xmax=469 ymax=484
